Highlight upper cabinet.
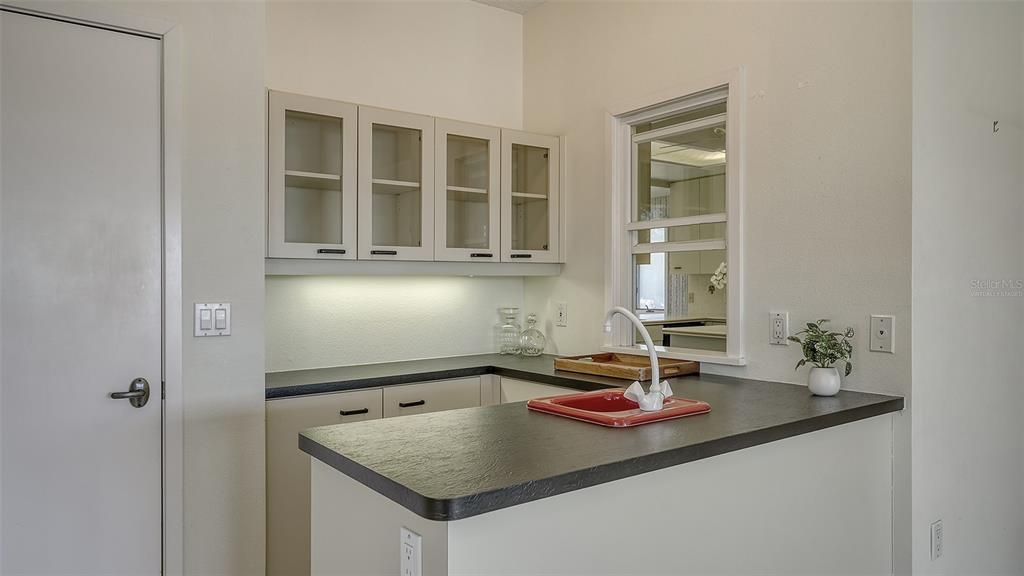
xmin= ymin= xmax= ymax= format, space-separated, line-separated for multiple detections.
xmin=358 ymin=107 xmax=436 ymax=261
xmin=267 ymin=91 xmax=563 ymax=271
xmin=435 ymin=120 xmax=500 ymax=262
xmin=502 ymin=130 xmax=560 ymax=263
xmin=268 ymin=91 xmax=357 ymax=259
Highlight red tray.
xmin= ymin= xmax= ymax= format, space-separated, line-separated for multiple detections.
xmin=527 ymin=389 xmax=711 ymax=428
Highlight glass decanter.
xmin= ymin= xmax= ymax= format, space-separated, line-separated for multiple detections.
xmin=519 ymin=314 xmax=547 ymax=357
xmin=499 ymin=307 xmax=521 ymax=355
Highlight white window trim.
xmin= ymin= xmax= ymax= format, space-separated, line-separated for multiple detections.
xmin=604 ymin=67 xmax=746 ymax=366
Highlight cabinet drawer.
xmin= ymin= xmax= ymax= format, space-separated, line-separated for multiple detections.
xmin=499 ymin=377 xmax=578 ymax=403
xmin=383 ymin=377 xmax=481 ymax=418
xmin=266 ymin=388 xmax=383 ymax=576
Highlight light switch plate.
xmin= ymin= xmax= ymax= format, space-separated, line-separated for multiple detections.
xmin=194 ymin=303 xmax=231 ymax=337
xmin=869 ymin=315 xmax=894 ymax=353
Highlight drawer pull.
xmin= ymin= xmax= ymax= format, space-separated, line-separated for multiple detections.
xmin=510 ymin=254 xmax=532 ymax=259
xmin=398 ymin=400 xmax=426 ymax=408
xmin=371 ymin=250 xmax=398 ymax=256
xmin=317 ymin=248 xmax=346 ymax=255
xmin=470 ymin=253 xmax=493 ymax=258
xmin=339 ymin=408 xmax=369 ymax=416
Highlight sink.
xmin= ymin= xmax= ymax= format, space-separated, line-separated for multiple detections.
xmin=527 ymin=389 xmax=711 ymax=427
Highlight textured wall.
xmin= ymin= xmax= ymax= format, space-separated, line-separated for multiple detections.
xmin=266 ymin=276 xmax=524 ymax=370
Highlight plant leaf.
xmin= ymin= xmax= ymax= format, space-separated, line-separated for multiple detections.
xmin=845 ymin=362 xmax=853 ymax=377
xmin=795 ymin=358 xmax=806 ymax=370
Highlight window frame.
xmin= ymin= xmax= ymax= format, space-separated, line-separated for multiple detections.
xmin=605 ymin=68 xmax=746 ymax=365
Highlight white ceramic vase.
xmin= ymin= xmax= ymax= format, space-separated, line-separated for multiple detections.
xmin=808 ymin=367 xmax=841 ymax=396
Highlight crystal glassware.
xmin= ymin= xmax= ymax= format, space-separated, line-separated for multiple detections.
xmin=519 ymin=314 xmax=547 ymax=357
xmin=499 ymin=307 xmax=521 ymax=355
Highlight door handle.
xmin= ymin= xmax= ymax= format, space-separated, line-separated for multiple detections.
xmin=110 ymin=377 xmax=150 ymax=408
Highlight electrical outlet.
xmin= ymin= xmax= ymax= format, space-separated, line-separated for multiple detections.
xmin=770 ymin=312 xmax=789 ymax=345
xmin=930 ymin=520 xmax=943 ymax=560
xmin=400 ymin=527 xmax=421 ymax=576
xmin=870 ymin=315 xmax=895 ymax=353
xmin=555 ymin=302 xmax=568 ymax=327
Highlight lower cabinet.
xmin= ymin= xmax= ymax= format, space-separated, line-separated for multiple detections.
xmin=266 ymin=377 xmax=482 ymax=576
xmin=383 ymin=377 xmax=481 ymax=418
xmin=499 ymin=377 xmax=577 ymax=403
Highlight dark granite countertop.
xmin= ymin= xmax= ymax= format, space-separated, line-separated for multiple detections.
xmin=296 ymin=357 xmax=903 ymax=522
xmin=266 ymin=353 xmax=633 ymax=399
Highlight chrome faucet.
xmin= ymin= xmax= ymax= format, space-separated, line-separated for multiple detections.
xmin=603 ymin=306 xmax=673 ymax=411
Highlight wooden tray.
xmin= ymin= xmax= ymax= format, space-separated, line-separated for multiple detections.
xmin=553 ymin=353 xmax=699 ymax=381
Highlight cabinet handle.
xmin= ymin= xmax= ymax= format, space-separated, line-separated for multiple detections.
xmin=398 ymin=400 xmax=426 ymax=408
xmin=470 ymin=253 xmax=493 ymax=258
xmin=510 ymin=254 xmax=532 ymax=259
xmin=371 ymin=250 xmax=398 ymax=256
xmin=339 ymin=408 xmax=369 ymax=416
xmin=317 ymin=249 xmax=346 ymax=255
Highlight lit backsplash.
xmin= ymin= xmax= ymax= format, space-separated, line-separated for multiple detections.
xmin=265 ymin=275 xmax=525 ymax=371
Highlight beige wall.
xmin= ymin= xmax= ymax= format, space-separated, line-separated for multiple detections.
xmin=522 ymin=1 xmax=912 ymax=394
xmin=912 ymin=2 xmax=1024 ymax=572
xmin=265 ymin=0 xmax=526 ymax=369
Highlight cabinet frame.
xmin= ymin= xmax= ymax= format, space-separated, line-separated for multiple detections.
xmin=501 ymin=129 xmax=561 ymax=263
xmin=358 ymin=106 xmax=436 ymax=261
xmin=268 ymin=91 xmax=358 ymax=259
xmin=434 ymin=119 xmax=501 ymax=262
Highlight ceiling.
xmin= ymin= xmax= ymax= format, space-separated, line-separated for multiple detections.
xmin=472 ymin=0 xmax=547 ymax=15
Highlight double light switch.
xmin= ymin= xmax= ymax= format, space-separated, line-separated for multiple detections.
xmin=194 ymin=303 xmax=231 ymax=336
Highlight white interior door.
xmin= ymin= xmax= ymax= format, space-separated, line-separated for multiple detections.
xmin=1 ymin=10 xmax=163 ymax=574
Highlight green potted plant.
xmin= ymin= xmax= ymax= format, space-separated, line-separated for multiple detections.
xmin=787 ymin=319 xmax=854 ymax=396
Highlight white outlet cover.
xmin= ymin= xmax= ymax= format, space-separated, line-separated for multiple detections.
xmin=555 ymin=302 xmax=568 ymax=327
xmin=400 ymin=526 xmax=421 ymax=576
xmin=769 ymin=312 xmax=789 ymax=345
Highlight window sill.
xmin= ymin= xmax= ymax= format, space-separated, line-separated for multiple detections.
xmin=601 ymin=345 xmax=747 ymax=366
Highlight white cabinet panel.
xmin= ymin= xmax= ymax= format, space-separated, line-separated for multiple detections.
xmin=499 ymin=377 xmax=577 ymax=403
xmin=435 ymin=119 xmax=501 ymax=262
xmin=268 ymin=91 xmax=358 ymax=259
xmin=266 ymin=388 xmax=383 ymax=576
xmin=358 ymin=106 xmax=435 ymax=261
xmin=501 ymin=130 xmax=561 ymax=263
xmin=383 ymin=377 xmax=481 ymax=418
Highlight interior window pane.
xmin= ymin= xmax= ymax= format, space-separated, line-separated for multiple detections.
xmin=633 ymin=246 xmax=727 ymax=352
xmin=634 ymin=104 xmax=726 ymax=223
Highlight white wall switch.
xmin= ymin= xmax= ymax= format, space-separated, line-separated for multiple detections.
xmin=400 ymin=527 xmax=421 ymax=576
xmin=869 ymin=315 xmax=894 ymax=353
xmin=555 ymin=302 xmax=568 ymax=327
xmin=194 ymin=303 xmax=231 ymax=337
xmin=769 ymin=312 xmax=789 ymax=345
xmin=930 ymin=519 xmax=943 ymax=560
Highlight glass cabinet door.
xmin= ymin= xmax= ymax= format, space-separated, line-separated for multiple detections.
xmin=434 ymin=120 xmax=500 ymax=262
xmin=358 ymin=107 xmax=435 ymax=261
xmin=501 ymin=130 xmax=560 ymax=263
xmin=268 ymin=91 xmax=357 ymax=259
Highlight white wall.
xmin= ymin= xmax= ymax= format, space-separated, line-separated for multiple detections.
xmin=912 ymin=3 xmax=1024 ymax=573
xmin=267 ymin=0 xmax=521 ymax=128
xmin=519 ymin=3 xmax=913 ymax=570
xmin=521 ymin=2 xmax=911 ymax=395
xmin=78 ymin=2 xmax=269 ymax=574
xmin=265 ymin=0 xmax=526 ymax=369
xmin=266 ymin=276 xmax=523 ymax=370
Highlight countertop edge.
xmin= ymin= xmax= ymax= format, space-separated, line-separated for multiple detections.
xmin=300 ymin=395 xmax=904 ymax=522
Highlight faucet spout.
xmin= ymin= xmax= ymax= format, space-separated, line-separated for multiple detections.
xmin=603 ymin=306 xmax=673 ymax=411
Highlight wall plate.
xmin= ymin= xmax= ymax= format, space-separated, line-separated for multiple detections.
xmin=194 ymin=303 xmax=231 ymax=337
